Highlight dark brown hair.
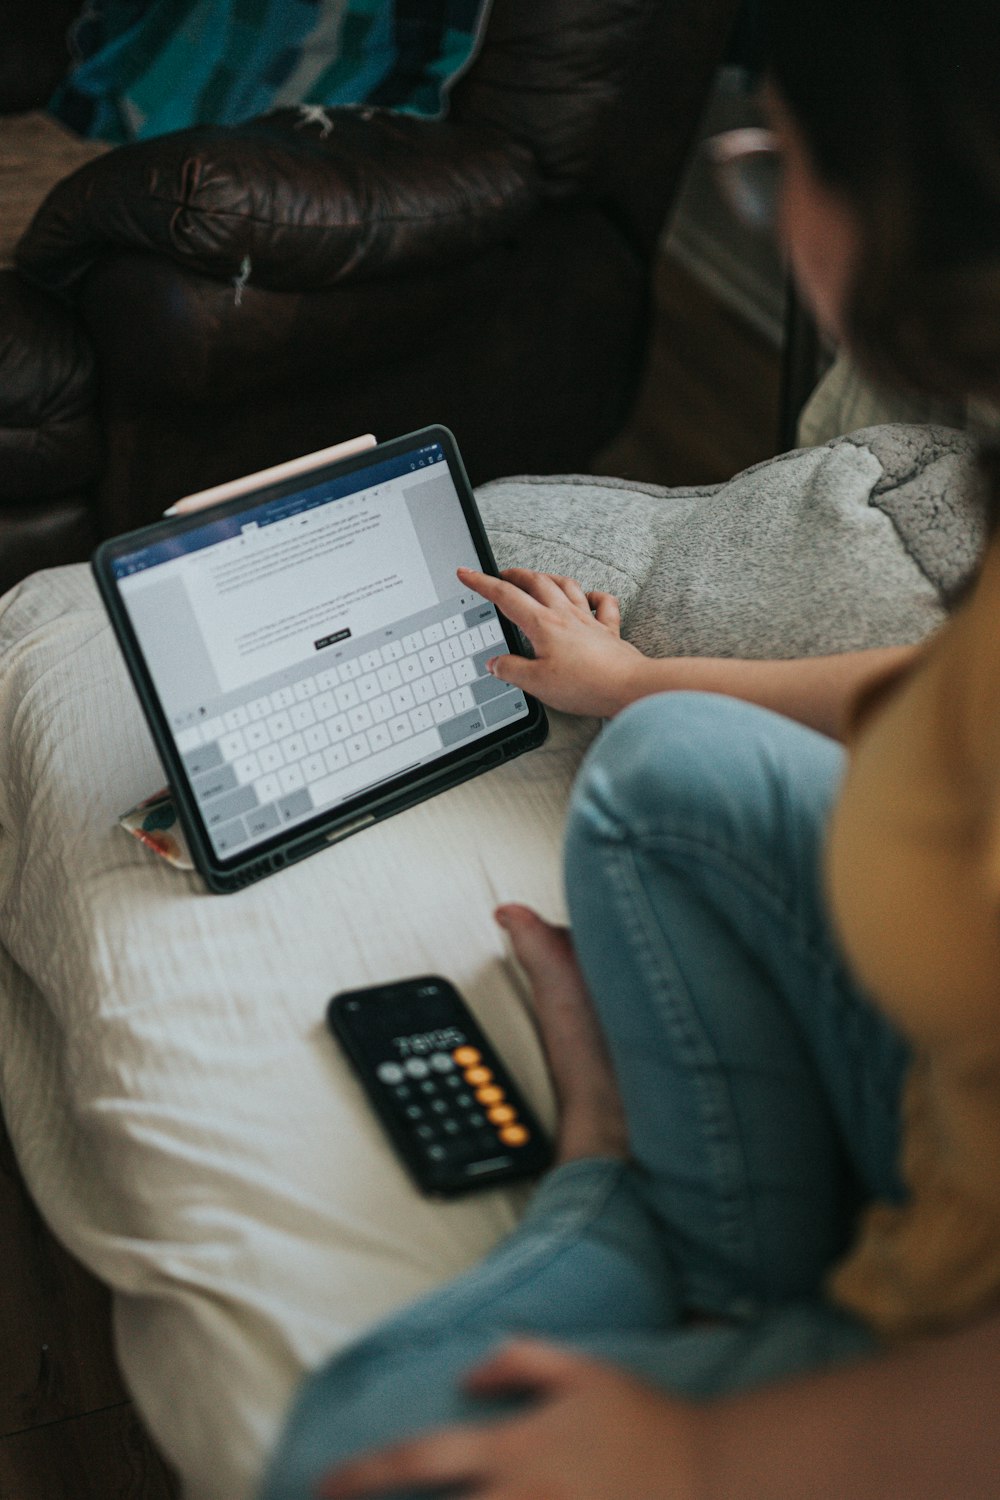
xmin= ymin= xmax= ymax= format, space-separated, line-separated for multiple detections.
xmin=766 ymin=0 xmax=1000 ymax=523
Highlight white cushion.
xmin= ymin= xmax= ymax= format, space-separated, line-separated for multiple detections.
xmin=0 ymin=426 xmax=982 ymax=1499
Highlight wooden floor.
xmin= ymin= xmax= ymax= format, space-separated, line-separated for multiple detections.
xmin=0 ymin=252 xmax=780 ymax=1500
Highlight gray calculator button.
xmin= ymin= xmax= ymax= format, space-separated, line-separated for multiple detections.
xmin=377 ymin=1062 xmax=405 ymax=1085
xmin=277 ymin=788 xmax=313 ymax=822
xmin=438 ymin=710 xmax=486 ymax=747
xmin=471 ymin=674 xmax=509 ymax=706
xmin=404 ymin=1058 xmax=430 ymax=1078
xmin=194 ymin=763 xmax=238 ymax=801
xmin=183 ymin=742 xmax=223 ymax=778
xmin=246 ymin=804 xmax=280 ymax=840
xmin=430 ymin=1052 xmax=454 ymax=1072
xmin=482 ymin=691 xmax=527 ymax=728
xmin=202 ymin=783 xmax=259 ymax=828
xmin=214 ymin=816 xmax=248 ymax=853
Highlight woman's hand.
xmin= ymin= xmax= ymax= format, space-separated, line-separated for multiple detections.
xmin=458 ymin=566 xmax=653 ymax=717
xmin=318 ymin=1338 xmax=702 ymax=1500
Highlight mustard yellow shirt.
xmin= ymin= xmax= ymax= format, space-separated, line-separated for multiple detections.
xmin=826 ymin=533 xmax=1000 ymax=1338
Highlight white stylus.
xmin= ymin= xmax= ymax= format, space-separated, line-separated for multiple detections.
xmin=162 ymin=433 xmax=378 ymax=517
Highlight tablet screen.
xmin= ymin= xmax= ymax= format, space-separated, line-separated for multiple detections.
xmin=111 ymin=439 xmax=529 ymax=862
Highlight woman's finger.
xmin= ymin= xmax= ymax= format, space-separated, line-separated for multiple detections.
xmin=549 ymin=574 xmax=592 ymax=610
xmin=499 ymin=567 xmax=574 ymax=610
xmin=456 ymin=567 xmax=544 ymax=634
xmin=486 ymin=653 xmax=535 ymax=691
xmin=319 ymin=1427 xmax=490 ymax=1499
xmin=464 ymin=1338 xmax=596 ymax=1398
xmin=587 ymin=591 xmax=621 ymax=633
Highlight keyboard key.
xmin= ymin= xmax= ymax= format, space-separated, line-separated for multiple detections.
xmin=290 ymin=701 xmax=316 ymax=730
xmin=202 ymin=784 xmax=258 ymax=828
xmin=423 ymin=621 xmax=445 ymax=644
xmin=335 ymin=682 xmax=360 ymax=711
xmin=345 ymin=733 xmax=369 ymax=763
xmin=349 ymin=703 xmax=374 ymax=732
xmin=360 ymin=648 xmax=383 ymax=673
xmin=369 ymin=695 xmax=393 ymax=724
xmin=441 ymin=637 xmax=463 ymax=664
xmin=328 ymin=713 xmax=350 ymax=741
xmin=193 ymin=764 xmax=238 ymax=801
xmin=245 ymin=722 xmax=271 ymax=751
xmin=175 ymin=726 xmax=202 ymax=753
xmin=223 ymin=705 xmax=249 ymax=731
xmin=253 ymin=773 xmax=281 ymax=804
xmin=377 ymin=663 xmax=402 ymax=692
xmin=304 ymin=723 xmax=330 ymax=753
xmin=302 ymin=753 xmax=326 ymax=783
xmin=357 ymin=673 xmax=380 ymax=702
xmin=409 ymin=705 xmax=433 ymax=733
xmin=453 ymin=657 xmax=475 ymax=685
xmin=266 ymin=710 xmax=293 ymax=740
xmin=340 ymin=657 xmax=362 ymax=681
xmin=402 ymin=630 xmax=425 ymax=654
xmin=389 ymin=714 xmax=413 ymax=743
xmin=293 ymin=678 xmax=317 ymax=700
xmin=430 ymin=695 xmax=452 ymax=725
xmin=464 ymin=604 xmax=494 ymax=628
xmin=316 ymin=667 xmax=340 ymax=691
xmin=271 ymin=686 xmax=295 ymax=710
xmin=444 ymin=614 xmax=464 ymax=636
xmin=219 ymin=729 xmax=247 ymax=760
xmin=420 ymin=644 xmax=443 ymax=673
xmin=450 ymin=685 xmax=475 ymax=715
xmin=482 ymin=691 xmax=527 ymax=727
xmin=246 ymin=803 xmax=280 ymax=839
xmin=233 ymin=752 xmax=262 ymax=784
xmin=433 ymin=665 xmax=457 ymax=695
xmin=367 ymin=723 xmax=392 ymax=753
xmin=324 ymin=743 xmax=349 ymax=774
xmin=400 ymin=656 xmax=422 ymax=684
xmin=201 ymin=716 xmax=224 ymax=741
xmin=471 ymin=675 xmax=510 ymax=706
xmin=278 ymin=763 xmax=305 ymax=794
xmin=390 ymin=684 xmax=416 ymax=713
xmin=214 ymin=815 xmax=248 ymax=853
xmin=382 ymin=639 xmax=404 ymax=662
xmin=259 ymin=744 xmax=284 ymax=773
xmin=247 ymin=695 xmax=272 ymax=721
xmin=440 ymin=709 xmax=487 ymax=747
xmin=413 ymin=676 xmax=435 ymax=704
xmin=313 ymin=691 xmax=337 ymax=720
xmin=277 ymin=788 xmax=313 ymax=822
xmin=183 ymin=742 xmax=223 ymax=779
xmin=481 ymin=615 xmax=506 ymax=647
xmin=281 ymin=733 xmax=307 ymax=764
xmin=462 ymin=624 xmax=485 ymax=654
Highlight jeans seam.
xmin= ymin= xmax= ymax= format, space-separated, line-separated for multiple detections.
xmin=370 ymin=1162 xmax=632 ymax=1348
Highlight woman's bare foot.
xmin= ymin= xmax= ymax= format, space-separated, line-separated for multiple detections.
xmin=496 ymin=904 xmax=629 ymax=1164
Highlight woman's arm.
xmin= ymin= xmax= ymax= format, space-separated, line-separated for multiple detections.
xmin=459 ymin=567 xmax=920 ymax=742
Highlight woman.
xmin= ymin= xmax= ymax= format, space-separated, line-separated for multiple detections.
xmin=263 ymin=1 xmax=1000 ymax=1494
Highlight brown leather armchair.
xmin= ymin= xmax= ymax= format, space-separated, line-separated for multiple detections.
xmin=0 ymin=0 xmax=740 ymax=595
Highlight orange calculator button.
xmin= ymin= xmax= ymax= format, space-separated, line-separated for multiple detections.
xmin=487 ymin=1105 xmax=516 ymax=1125
xmin=453 ymin=1047 xmax=481 ymax=1067
xmin=476 ymin=1085 xmax=504 ymax=1106
xmin=499 ymin=1125 xmax=530 ymax=1147
xmin=465 ymin=1066 xmax=493 ymax=1086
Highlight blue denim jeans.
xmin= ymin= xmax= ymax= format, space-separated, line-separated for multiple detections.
xmin=262 ymin=694 xmax=909 ymax=1500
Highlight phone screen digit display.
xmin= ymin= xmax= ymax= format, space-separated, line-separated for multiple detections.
xmin=327 ymin=977 xmax=552 ymax=1196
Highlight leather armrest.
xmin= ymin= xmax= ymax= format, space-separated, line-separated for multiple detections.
xmin=17 ymin=107 xmax=540 ymax=296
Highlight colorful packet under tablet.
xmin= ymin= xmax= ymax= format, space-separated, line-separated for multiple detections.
xmin=119 ymin=787 xmax=193 ymax=871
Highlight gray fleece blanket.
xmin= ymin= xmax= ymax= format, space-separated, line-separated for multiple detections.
xmin=477 ymin=424 xmax=987 ymax=660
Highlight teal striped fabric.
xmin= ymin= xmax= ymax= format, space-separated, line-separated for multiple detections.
xmin=50 ymin=0 xmax=491 ymax=143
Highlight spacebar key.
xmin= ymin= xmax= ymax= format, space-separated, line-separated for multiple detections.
xmin=309 ymin=727 xmax=443 ymax=807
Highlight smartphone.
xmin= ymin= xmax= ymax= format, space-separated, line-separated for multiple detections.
xmin=327 ymin=976 xmax=552 ymax=1197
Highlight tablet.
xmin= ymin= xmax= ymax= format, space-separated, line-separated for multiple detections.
xmin=92 ymin=427 xmax=547 ymax=892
